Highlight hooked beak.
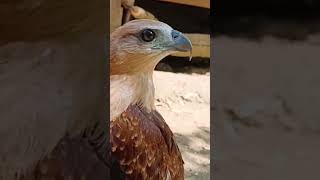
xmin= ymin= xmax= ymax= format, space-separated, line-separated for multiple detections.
xmin=170 ymin=30 xmax=192 ymax=60
xmin=171 ymin=30 xmax=192 ymax=52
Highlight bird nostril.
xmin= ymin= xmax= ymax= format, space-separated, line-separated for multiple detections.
xmin=172 ymin=30 xmax=180 ymax=39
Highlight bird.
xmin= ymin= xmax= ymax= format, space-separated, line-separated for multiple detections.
xmin=0 ymin=30 xmax=111 ymax=180
xmin=110 ymin=19 xmax=192 ymax=180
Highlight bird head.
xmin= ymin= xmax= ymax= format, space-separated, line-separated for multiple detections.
xmin=110 ymin=19 xmax=192 ymax=75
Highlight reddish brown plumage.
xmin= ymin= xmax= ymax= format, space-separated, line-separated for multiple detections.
xmin=20 ymin=137 xmax=108 ymax=180
xmin=18 ymin=19 xmax=189 ymax=180
xmin=110 ymin=104 xmax=184 ymax=180
xmin=109 ymin=19 xmax=191 ymax=179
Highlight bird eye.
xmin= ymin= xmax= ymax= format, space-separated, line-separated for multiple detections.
xmin=141 ymin=29 xmax=156 ymax=42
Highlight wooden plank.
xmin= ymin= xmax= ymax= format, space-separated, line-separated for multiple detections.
xmin=110 ymin=0 xmax=123 ymax=32
xmin=173 ymin=33 xmax=210 ymax=58
xmin=157 ymin=0 xmax=210 ymax=9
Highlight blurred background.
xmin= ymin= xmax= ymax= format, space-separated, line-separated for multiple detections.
xmin=213 ymin=1 xmax=320 ymax=179
xmin=111 ymin=0 xmax=210 ymax=179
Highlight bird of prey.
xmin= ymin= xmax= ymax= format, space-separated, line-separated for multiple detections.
xmin=0 ymin=36 xmax=110 ymax=180
xmin=110 ymin=19 xmax=192 ymax=180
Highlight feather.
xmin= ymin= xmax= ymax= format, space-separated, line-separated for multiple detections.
xmin=110 ymin=105 xmax=184 ymax=180
xmin=110 ymin=19 xmax=190 ymax=180
xmin=19 ymin=136 xmax=109 ymax=180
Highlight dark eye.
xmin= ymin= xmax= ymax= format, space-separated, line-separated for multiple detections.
xmin=141 ymin=29 xmax=156 ymax=42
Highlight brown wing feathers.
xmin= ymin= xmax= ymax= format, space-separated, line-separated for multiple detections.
xmin=20 ymin=136 xmax=108 ymax=180
xmin=110 ymin=104 xmax=184 ymax=180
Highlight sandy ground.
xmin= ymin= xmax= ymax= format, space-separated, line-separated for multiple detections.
xmin=213 ymin=36 xmax=320 ymax=180
xmin=153 ymin=71 xmax=210 ymax=180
